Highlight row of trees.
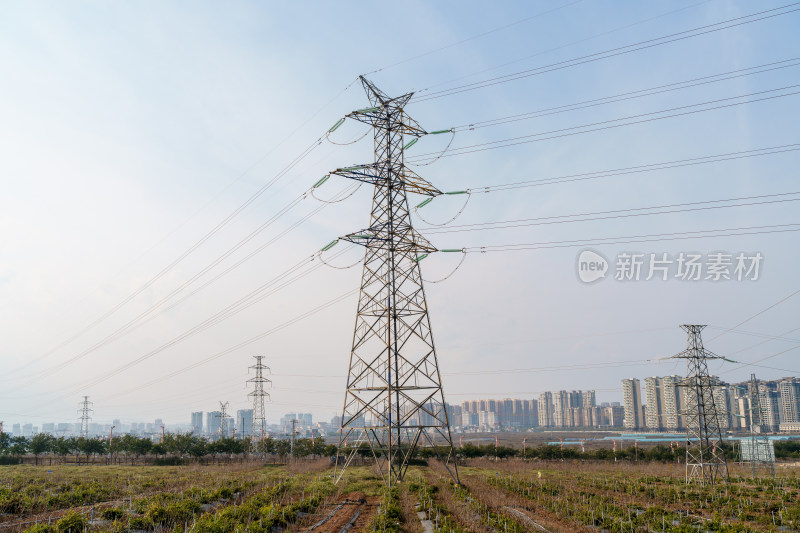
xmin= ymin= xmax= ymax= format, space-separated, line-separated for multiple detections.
xmin=5 ymin=432 xmax=796 ymax=465
xmin=0 ymin=432 xmax=337 ymax=464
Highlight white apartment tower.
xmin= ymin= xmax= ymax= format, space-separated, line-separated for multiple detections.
xmin=622 ymin=378 xmax=644 ymax=429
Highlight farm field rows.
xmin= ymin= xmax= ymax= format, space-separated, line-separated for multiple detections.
xmin=2 ymin=459 xmax=799 ymax=532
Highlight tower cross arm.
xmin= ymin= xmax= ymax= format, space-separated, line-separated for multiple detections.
xmin=669 ymin=348 xmax=725 ymax=360
xmin=330 ymin=163 xmax=442 ymax=197
xmin=340 ymin=225 xmax=438 ymax=254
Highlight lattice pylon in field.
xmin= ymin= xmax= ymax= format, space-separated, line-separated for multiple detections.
xmin=331 ymin=76 xmax=458 ymax=486
xmin=78 ymin=395 xmax=93 ymax=438
xmin=248 ymin=355 xmax=271 ymax=436
xmin=747 ymin=373 xmax=775 ymax=476
xmin=672 ymin=325 xmax=729 ymax=485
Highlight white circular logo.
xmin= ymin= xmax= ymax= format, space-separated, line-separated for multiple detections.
xmin=577 ymin=250 xmax=608 ymax=283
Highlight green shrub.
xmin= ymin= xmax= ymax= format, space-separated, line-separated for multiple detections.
xmin=56 ymin=511 xmax=86 ymax=533
xmin=128 ymin=515 xmax=154 ymax=530
xmin=101 ymin=507 xmax=125 ymax=520
xmin=22 ymin=524 xmax=56 ymax=533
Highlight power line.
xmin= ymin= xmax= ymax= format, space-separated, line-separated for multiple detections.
xmin=409 ymin=85 xmax=800 ymax=162
xmin=423 ymin=191 xmax=800 ymax=235
xmin=450 ymin=144 xmax=800 ymax=194
xmin=6 ymin=182 xmax=359 ymax=384
xmin=705 ymin=325 xmax=800 ymax=348
xmin=720 ymin=342 xmax=800 ymax=377
xmin=17 ymin=244 xmax=356 ymax=402
xmin=412 ymin=3 xmax=800 ymax=102
xmin=414 ymin=1 xmax=712 ymax=94
xmin=13 ymin=134 xmax=328 ymax=376
xmin=454 ymin=222 xmax=800 ymax=253
xmin=449 ymin=58 xmax=800 ymax=132
xmin=65 ymin=288 xmax=360 ymax=404
xmin=708 ymin=288 xmax=800 ymax=341
xmin=363 ymin=0 xmax=586 ymax=75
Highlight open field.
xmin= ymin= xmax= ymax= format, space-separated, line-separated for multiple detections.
xmin=3 ymin=459 xmax=800 ymax=532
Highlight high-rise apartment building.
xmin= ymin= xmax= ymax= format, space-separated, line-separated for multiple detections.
xmin=191 ymin=412 xmax=203 ymax=435
xmin=538 ymin=392 xmax=553 ymax=427
xmin=643 ymin=375 xmax=685 ymax=430
xmin=759 ymin=383 xmax=781 ymax=432
xmin=236 ymin=409 xmax=253 ymax=437
xmin=206 ymin=411 xmax=222 ymax=435
xmin=779 ymin=378 xmax=800 ymax=423
xmin=622 ymin=378 xmax=644 ymax=429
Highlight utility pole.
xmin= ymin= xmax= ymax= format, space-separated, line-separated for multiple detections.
xmin=218 ymin=401 xmax=229 ymax=437
xmin=747 ymin=374 xmax=775 ymax=476
xmin=248 ymin=356 xmax=271 ymax=437
xmin=290 ymin=419 xmax=298 ymax=460
xmin=332 ymin=76 xmax=459 ymax=487
xmin=671 ymin=325 xmax=729 ymax=485
xmin=78 ymin=396 xmax=93 ymax=438
xmin=107 ymin=426 xmax=115 ymax=462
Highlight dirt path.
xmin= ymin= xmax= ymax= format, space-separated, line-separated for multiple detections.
xmin=304 ymin=492 xmax=373 ymax=533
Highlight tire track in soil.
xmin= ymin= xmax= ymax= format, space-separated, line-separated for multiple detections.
xmin=303 ymin=492 xmax=370 ymax=533
xmin=349 ymin=496 xmax=380 ymax=532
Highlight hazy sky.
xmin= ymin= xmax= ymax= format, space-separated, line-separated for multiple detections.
xmin=1 ymin=0 xmax=799 ymax=428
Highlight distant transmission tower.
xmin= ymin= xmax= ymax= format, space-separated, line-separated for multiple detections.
xmin=77 ymin=396 xmax=93 ymax=437
xmin=671 ymin=325 xmax=729 ymax=485
xmin=218 ymin=401 xmax=229 ymax=436
xmin=332 ymin=76 xmax=459 ymax=486
xmin=747 ymin=374 xmax=775 ymax=476
xmin=248 ymin=356 xmax=271 ymax=436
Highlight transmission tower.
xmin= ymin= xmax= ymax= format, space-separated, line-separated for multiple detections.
xmin=671 ymin=325 xmax=729 ymax=485
xmin=218 ymin=401 xmax=229 ymax=436
xmin=77 ymin=396 xmax=93 ymax=438
xmin=332 ymin=76 xmax=459 ymax=486
xmin=747 ymin=374 xmax=775 ymax=476
xmin=247 ymin=356 xmax=271 ymax=436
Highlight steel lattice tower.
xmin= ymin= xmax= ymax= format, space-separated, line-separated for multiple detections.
xmin=248 ymin=355 xmax=271 ymax=435
xmin=218 ymin=401 xmax=229 ymax=436
xmin=747 ymin=374 xmax=775 ymax=476
xmin=77 ymin=396 xmax=93 ymax=438
xmin=671 ymin=325 xmax=729 ymax=485
xmin=332 ymin=76 xmax=458 ymax=486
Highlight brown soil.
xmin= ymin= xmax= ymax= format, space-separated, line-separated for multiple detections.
xmin=303 ymin=492 xmax=367 ymax=533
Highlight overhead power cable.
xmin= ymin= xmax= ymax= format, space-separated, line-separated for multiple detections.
xmin=417 ymin=1 xmax=713 ymax=94
xmin=423 ymin=191 xmax=800 ymax=235
xmin=5 ymin=181 xmax=360 ymax=384
xmin=706 ymin=325 xmax=800 ymax=349
xmin=708 ymin=288 xmax=800 ymax=341
xmin=465 ymin=144 xmax=799 ymax=194
xmin=449 ymin=58 xmax=800 ymax=132
xmin=412 ymin=3 xmax=800 ymax=102
xmin=719 ymin=342 xmax=800 ymax=376
xmin=445 ymin=222 xmax=800 ymax=254
xmin=408 ymin=85 xmax=800 ymax=162
xmin=413 ymin=145 xmax=799 ymax=215
xmin=362 ymin=0 xmax=586 ymax=75
xmin=87 ymin=288 xmax=359 ymax=403
xmin=14 ymin=243 xmax=355 ymax=401
xmin=14 ymin=133 xmax=329 ymax=377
